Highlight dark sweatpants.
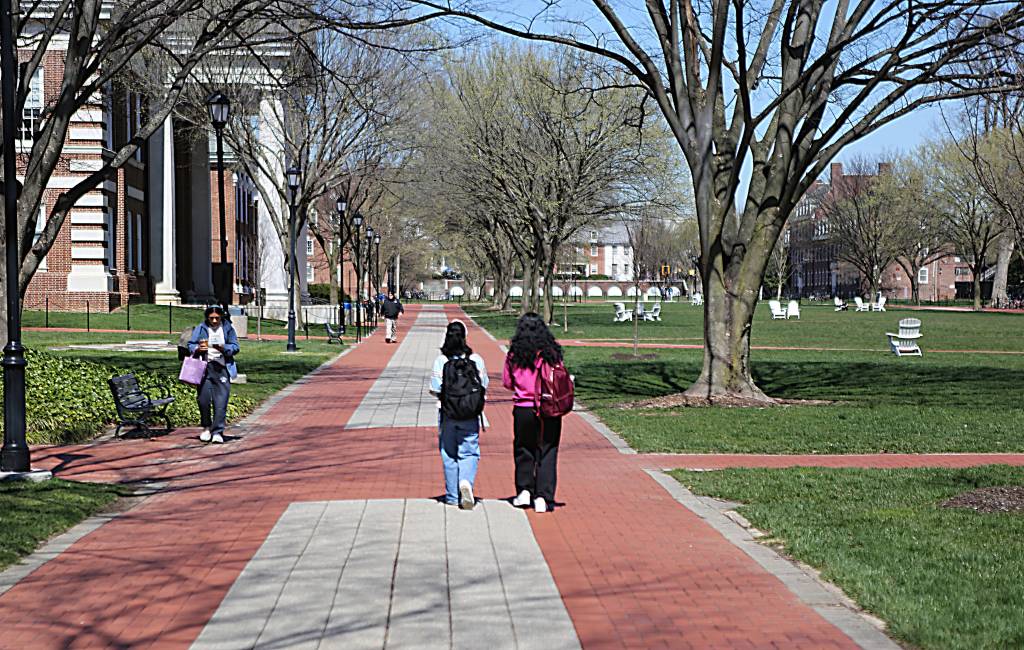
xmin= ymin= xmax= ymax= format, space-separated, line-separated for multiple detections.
xmin=198 ymin=362 xmax=231 ymax=436
xmin=513 ymin=406 xmax=562 ymax=502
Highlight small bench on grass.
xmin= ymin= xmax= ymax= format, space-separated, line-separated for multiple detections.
xmin=325 ymin=322 xmax=343 ymax=344
xmin=108 ymin=374 xmax=175 ymax=438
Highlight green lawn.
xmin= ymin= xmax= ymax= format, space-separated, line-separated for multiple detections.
xmin=0 ymin=479 xmax=125 ymax=571
xmin=467 ymin=302 xmax=1024 ymax=453
xmin=466 ymin=301 xmax=1024 ymax=352
xmin=674 ymin=466 xmax=1024 ymax=650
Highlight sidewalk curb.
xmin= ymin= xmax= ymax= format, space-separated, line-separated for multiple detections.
xmin=645 ymin=469 xmax=899 ymax=650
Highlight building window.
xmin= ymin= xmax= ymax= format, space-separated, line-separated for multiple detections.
xmin=306 ymin=238 xmax=314 ymax=256
xmin=590 ymin=230 xmax=597 ymax=241
xmin=306 ymin=262 xmax=315 ymax=283
xmin=918 ymin=267 xmax=929 ymax=284
xmin=955 ymin=267 xmax=970 ymax=277
xmin=108 ymin=210 xmax=117 ymax=270
xmin=134 ymin=212 xmax=143 ymax=272
xmin=590 ymin=263 xmax=598 ymax=274
xmin=126 ymin=211 xmax=134 ymax=271
xmin=616 ymin=245 xmax=623 ymax=257
xmin=611 ymin=263 xmax=618 ymax=275
xmin=18 ymin=64 xmax=43 ymax=141
xmin=590 ymin=244 xmax=598 ymax=257
xmin=35 ymin=203 xmax=47 ymax=271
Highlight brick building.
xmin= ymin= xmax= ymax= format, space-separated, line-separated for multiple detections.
xmin=786 ymin=162 xmax=973 ymax=301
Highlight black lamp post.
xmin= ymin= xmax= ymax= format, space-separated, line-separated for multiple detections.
xmin=207 ymin=91 xmax=231 ymax=313
xmin=336 ymin=198 xmax=347 ymax=334
xmin=1 ymin=4 xmax=29 ymax=473
xmin=352 ymin=213 xmax=363 ymax=342
xmin=365 ymin=227 xmax=375 ymax=328
xmin=286 ymin=165 xmax=301 ymax=352
xmin=374 ymin=233 xmax=382 ymax=326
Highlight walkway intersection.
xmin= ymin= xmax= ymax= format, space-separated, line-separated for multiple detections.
xmin=2 ymin=304 xmax=1018 ymax=648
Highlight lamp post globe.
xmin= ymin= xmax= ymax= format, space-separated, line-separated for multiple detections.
xmin=285 ymin=165 xmax=301 ymax=352
xmin=207 ymin=91 xmax=230 ymax=129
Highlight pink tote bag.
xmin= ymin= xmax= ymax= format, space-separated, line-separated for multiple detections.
xmin=178 ymin=354 xmax=208 ymax=385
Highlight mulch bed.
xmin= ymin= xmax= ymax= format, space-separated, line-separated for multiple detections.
xmin=617 ymin=393 xmax=839 ymax=409
xmin=941 ymin=486 xmax=1024 ymax=514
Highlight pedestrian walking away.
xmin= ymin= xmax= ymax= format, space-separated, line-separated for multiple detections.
xmin=503 ymin=312 xmax=572 ymax=513
xmin=430 ymin=320 xmax=488 ymax=509
xmin=188 ymin=306 xmax=240 ymax=444
xmin=381 ymin=290 xmax=405 ymax=343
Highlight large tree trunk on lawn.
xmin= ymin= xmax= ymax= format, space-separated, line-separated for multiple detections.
xmin=520 ymin=264 xmax=532 ymax=316
xmin=992 ymin=235 xmax=1014 ymax=305
xmin=683 ymin=242 xmax=773 ymax=404
xmin=543 ymin=269 xmax=555 ymax=323
xmin=973 ymin=267 xmax=983 ymax=310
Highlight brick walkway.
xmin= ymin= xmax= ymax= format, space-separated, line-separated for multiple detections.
xmin=9 ymin=305 xmax=1016 ymax=648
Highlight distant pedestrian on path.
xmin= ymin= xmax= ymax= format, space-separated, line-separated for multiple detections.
xmin=430 ymin=321 xmax=488 ymax=509
xmin=188 ymin=306 xmax=239 ymax=444
xmin=503 ymin=313 xmax=569 ymax=513
xmin=381 ymin=291 xmax=404 ymax=344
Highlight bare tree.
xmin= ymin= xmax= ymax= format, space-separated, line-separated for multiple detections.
xmin=931 ymin=139 xmax=1006 ymax=309
xmin=764 ymin=235 xmax=791 ymax=300
xmin=822 ymin=159 xmax=904 ymax=300
xmin=397 ymin=0 xmax=1024 ymax=402
xmin=889 ymin=154 xmax=950 ymax=304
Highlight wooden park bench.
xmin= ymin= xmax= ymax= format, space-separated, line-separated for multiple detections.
xmin=108 ymin=374 xmax=175 ymax=438
xmin=325 ymin=322 xmax=343 ymax=344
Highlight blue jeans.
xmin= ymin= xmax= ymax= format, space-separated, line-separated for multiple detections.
xmin=439 ymin=413 xmax=480 ymax=505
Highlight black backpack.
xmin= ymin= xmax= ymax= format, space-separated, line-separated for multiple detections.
xmin=440 ymin=356 xmax=486 ymax=420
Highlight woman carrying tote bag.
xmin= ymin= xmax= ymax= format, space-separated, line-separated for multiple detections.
xmin=187 ymin=306 xmax=239 ymax=444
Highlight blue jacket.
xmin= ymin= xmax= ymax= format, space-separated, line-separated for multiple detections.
xmin=188 ymin=321 xmax=240 ymax=377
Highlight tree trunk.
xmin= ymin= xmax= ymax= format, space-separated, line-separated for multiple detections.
xmin=632 ymin=281 xmax=640 ymax=357
xmin=910 ymin=275 xmax=920 ymax=305
xmin=992 ymin=235 xmax=1014 ymax=306
xmin=973 ymin=267 xmax=983 ymax=311
xmin=329 ymin=269 xmax=339 ymax=305
xmin=543 ymin=269 xmax=555 ymax=323
xmin=775 ymin=282 xmax=783 ymax=300
xmin=683 ymin=251 xmax=772 ymax=404
xmin=520 ymin=263 xmax=533 ymax=316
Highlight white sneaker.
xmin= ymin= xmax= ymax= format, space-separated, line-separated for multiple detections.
xmin=512 ymin=490 xmax=531 ymax=508
xmin=458 ymin=480 xmax=475 ymax=510
xmin=211 ymin=433 xmax=224 ymax=444
xmin=199 ymin=429 xmax=211 ymax=443
xmin=534 ymin=497 xmax=548 ymax=513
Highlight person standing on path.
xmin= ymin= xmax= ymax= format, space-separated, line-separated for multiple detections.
xmin=503 ymin=313 xmax=564 ymax=513
xmin=188 ymin=306 xmax=240 ymax=444
xmin=381 ymin=291 xmax=404 ymax=343
xmin=429 ymin=321 xmax=488 ymax=509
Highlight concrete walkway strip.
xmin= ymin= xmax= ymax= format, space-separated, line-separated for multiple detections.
xmin=346 ymin=307 xmax=448 ymax=430
xmin=646 ymin=470 xmax=899 ymax=650
xmin=191 ymin=499 xmax=580 ymax=650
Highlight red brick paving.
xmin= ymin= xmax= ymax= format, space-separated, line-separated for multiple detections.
xmin=6 ymin=304 xmax=992 ymax=648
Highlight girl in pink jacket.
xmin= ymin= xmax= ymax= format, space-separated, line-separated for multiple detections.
xmin=502 ymin=313 xmax=564 ymax=513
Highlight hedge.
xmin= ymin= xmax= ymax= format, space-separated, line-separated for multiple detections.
xmin=0 ymin=350 xmax=256 ymax=445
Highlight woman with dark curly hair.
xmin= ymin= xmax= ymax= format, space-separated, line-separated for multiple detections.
xmin=502 ymin=312 xmax=564 ymax=513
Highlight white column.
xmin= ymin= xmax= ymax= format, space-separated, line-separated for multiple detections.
xmin=257 ymin=97 xmax=288 ymax=305
xmin=188 ymin=130 xmax=215 ymax=302
xmin=148 ymin=116 xmax=179 ymax=303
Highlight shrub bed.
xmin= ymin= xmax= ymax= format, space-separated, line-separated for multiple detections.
xmin=0 ymin=350 xmax=256 ymax=445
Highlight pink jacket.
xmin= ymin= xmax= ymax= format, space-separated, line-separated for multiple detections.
xmin=502 ymin=354 xmax=539 ymax=408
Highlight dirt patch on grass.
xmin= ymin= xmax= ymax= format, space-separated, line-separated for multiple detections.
xmin=610 ymin=352 xmax=659 ymax=361
xmin=941 ymin=486 xmax=1024 ymax=514
xmin=617 ymin=393 xmax=839 ymax=409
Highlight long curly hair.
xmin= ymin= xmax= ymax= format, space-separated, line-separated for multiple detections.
xmin=508 ymin=312 xmax=562 ymax=369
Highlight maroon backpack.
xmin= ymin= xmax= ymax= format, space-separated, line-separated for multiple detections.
xmin=535 ymin=359 xmax=575 ymax=418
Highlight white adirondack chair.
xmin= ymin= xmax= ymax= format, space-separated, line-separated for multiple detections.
xmin=834 ymin=296 xmax=848 ymax=311
xmin=769 ymin=300 xmax=788 ymax=319
xmin=613 ymin=302 xmax=633 ymax=322
xmin=854 ymin=296 xmax=869 ymax=312
xmin=786 ymin=300 xmax=801 ymax=319
xmin=872 ymin=295 xmax=887 ymax=312
xmin=690 ymin=292 xmax=703 ymax=306
xmin=643 ymin=303 xmax=662 ymax=321
xmin=886 ymin=318 xmax=923 ymax=356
